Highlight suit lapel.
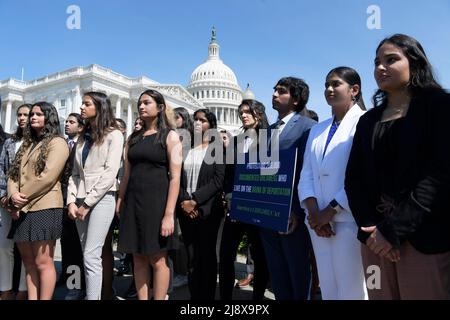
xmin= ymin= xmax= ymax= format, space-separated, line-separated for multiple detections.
xmin=279 ymin=113 xmax=299 ymax=142
xmin=322 ymin=105 xmax=362 ymax=160
xmin=196 ymin=144 xmax=211 ymax=190
xmin=315 ymin=119 xmax=332 ymax=165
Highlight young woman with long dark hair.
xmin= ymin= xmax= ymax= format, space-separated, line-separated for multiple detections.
xmin=0 ymin=104 xmax=30 ymax=300
xmin=177 ymin=108 xmax=225 ymax=300
xmin=117 ymin=89 xmax=182 ymax=300
xmin=219 ymin=99 xmax=270 ymax=300
xmin=67 ymin=92 xmax=124 ymax=300
xmin=7 ymin=102 xmax=69 ymax=300
xmin=346 ymin=34 xmax=450 ymax=299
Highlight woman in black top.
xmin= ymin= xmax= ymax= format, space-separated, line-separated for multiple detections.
xmin=177 ymin=108 xmax=225 ymax=300
xmin=219 ymin=99 xmax=270 ymax=300
xmin=345 ymin=34 xmax=450 ymax=299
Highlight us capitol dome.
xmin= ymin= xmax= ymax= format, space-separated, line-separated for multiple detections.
xmin=187 ymin=27 xmax=244 ymax=134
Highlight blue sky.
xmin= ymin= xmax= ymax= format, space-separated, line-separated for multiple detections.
xmin=1 ymin=0 xmax=449 ymax=122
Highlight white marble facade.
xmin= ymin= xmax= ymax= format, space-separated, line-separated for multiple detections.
xmin=187 ymin=28 xmax=243 ymax=134
xmin=0 ymin=64 xmax=203 ymax=137
xmin=0 ymin=28 xmax=246 ymax=136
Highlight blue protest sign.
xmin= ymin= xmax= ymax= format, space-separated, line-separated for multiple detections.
xmin=230 ymin=148 xmax=298 ymax=232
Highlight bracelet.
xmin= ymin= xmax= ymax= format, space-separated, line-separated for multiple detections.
xmin=410 ymin=192 xmax=430 ymax=212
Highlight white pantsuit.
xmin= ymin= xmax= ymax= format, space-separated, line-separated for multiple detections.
xmin=298 ymin=105 xmax=367 ymax=300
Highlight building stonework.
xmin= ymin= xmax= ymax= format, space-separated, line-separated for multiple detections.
xmin=187 ymin=27 xmax=243 ymax=134
xmin=0 ymin=28 xmax=245 ymax=136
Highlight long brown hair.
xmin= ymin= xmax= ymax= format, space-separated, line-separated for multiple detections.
xmin=79 ymin=92 xmax=119 ymax=145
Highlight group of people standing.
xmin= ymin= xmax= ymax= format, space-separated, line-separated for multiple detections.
xmin=0 ymin=33 xmax=449 ymax=301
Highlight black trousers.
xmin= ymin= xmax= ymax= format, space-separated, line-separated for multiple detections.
xmin=178 ymin=211 xmax=222 ymax=300
xmin=219 ymin=217 xmax=269 ymax=300
xmin=60 ymin=209 xmax=85 ymax=289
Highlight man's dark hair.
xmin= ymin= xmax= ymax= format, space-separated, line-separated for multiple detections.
xmin=68 ymin=113 xmax=85 ymax=127
xmin=275 ymin=77 xmax=309 ymax=112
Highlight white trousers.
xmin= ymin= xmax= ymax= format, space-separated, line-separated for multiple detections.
xmin=76 ymin=193 xmax=115 ymax=300
xmin=307 ymin=220 xmax=367 ymax=300
xmin=0 ymin=208 xmax=27 ymax=292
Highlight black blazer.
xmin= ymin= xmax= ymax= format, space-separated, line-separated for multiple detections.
xmin=178 ymin=144 xmax=225 ymax=219
xmin=223 ymin=133 xmax=261 ymax=195
xmin=345 ymin=88 xmax=450 ymax=254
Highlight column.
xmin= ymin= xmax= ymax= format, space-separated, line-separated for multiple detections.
xmin=115 ymin=97 xmax=122 ymax=119
xmin=5 ymin=100 xmax=13 ymax=134
xmin=72 ymin=86 xmax=82 ymax=114
xmin=127 ymin=101 xmax=132 ymax=138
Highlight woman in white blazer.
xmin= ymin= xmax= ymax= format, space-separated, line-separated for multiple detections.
xmin=298 ymin=67 xmax=367 ymax=300
xmin=67 ymin=92 xmax=124 ymax=300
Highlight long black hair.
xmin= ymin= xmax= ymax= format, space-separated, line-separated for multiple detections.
xmin=128 ymin=89 xmax=173 ymax=148
xmin=9 ymin=102 xmax=62 ymax=181
xmin=174 ymin=107 xmax=194 ymax=132
xmin=326 ymin=67 xmax=366 ymax=110
xmin=12 ymin=103 xmax=32 ymax=141
xmin=193 ymin=108 xmax=217 ymax=129
xmin=373 ymin=34 xmax=443 ymax=107
xmin=0 ymin=124 xmax=8 ymax=148
xmin=80 ymin=92 xmax=119 ymax=145
xmin=174 ymin=107 xmax=194 ymax=147
xmin=274 ymin=77 xmax=309 ymax=112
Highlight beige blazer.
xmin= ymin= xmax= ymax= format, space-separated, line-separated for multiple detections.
xmin=67 ymin=129 xmax=124 ymax=207
xmin=7 ymin=137 xmax=69 ymax=213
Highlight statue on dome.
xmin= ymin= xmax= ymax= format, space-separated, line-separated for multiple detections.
xmin=211 ymin=26 xmax=216 ymax=41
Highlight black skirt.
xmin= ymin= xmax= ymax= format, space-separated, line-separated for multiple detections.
xmin=8 ymin=208 xmax=63 ymax=242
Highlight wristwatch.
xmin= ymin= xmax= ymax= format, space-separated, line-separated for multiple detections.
xmin=329 ymin=199 xmax=343 ymax=213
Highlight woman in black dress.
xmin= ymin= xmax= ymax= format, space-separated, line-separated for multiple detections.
xmin=117 ymin=89 xmax=182 ymax=300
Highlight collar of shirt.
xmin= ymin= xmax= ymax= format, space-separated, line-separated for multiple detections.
xmin=277 ymin=112 xmax=296 ymax=135
xmin=243 ymin=136 xmax=254 ymax=153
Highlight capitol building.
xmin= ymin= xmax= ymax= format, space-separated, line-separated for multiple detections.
xmin=0 ymin=28 xmax=253 ymax=136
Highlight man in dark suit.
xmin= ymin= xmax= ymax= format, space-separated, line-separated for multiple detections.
xmin=260 ymin=77 xmax=316 ymax=300
xmin=60 ymin=113 xmax=85 ymax=300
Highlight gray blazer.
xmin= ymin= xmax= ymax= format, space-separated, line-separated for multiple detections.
xmin=67 ymin=129 xmax=124 ymax=207
xmin=0 ymin=138 xmax=18 ymax=198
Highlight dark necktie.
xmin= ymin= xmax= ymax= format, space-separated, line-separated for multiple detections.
xmin=67 ymin=139 xmax=75 ymax=151
xmin=269 ymin=119 xmax=285 ymax=149
xmin=81 ymin=132 xmax=93 ymax=168
xmin=273 ymin=119 xmax=285 ymax=129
